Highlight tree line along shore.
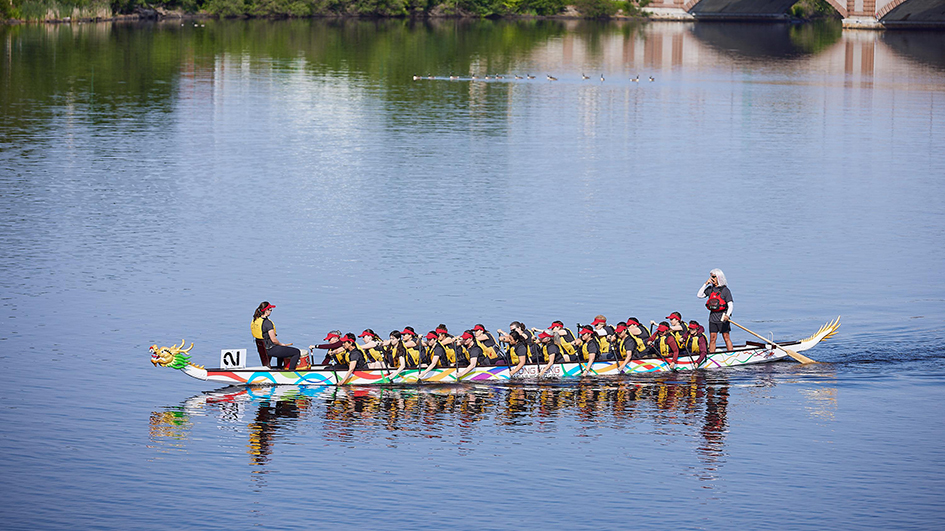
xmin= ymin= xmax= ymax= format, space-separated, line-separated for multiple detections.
xmin=1 ymin=0 xmax=839 ymax=24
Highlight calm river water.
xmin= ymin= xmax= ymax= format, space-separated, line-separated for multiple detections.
xmin=1 ymin=18 xmax=944 ymax=529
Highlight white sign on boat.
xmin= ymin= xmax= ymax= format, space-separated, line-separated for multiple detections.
xmin=220 ymin=349 xmax=247 ymax=369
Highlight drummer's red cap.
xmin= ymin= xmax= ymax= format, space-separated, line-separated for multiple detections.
xmin=323 ymin=332 xmax=340 ymax=341
xmin=262 ymin=304 xmax=275 ymax=312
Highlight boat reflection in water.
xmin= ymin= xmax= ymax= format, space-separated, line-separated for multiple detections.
xmin=149 ymin=374 xmax=739 ymax=481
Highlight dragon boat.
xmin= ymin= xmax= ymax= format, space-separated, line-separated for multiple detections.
xmin=150 ymin=318 xmax=840 ymax=386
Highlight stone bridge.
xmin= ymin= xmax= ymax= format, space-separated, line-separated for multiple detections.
xmin=645 ymin=0 xmax=945 ymax=28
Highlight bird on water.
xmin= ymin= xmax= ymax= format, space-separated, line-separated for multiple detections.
xmin=582 ymin=73 xmax=590 ymax=80
xmin=527 ymin=74 xmax=536 ymax=79
xmin=600 ymin=73 xmax=605 ymax=82
xmin=632 ymin=75 xmax=639 ymax=82
xmin=547 ymin=75 xmax=558 ymax=81
xmin=649 ymin=76 xmax=655 ymax=82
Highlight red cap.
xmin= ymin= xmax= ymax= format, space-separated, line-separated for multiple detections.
xmin=401 ymin=328 xmax=415 ymax=336
xmin=425 ymin=332 xmax=438 ymax=340
xmin=460 ymin=332 xmax=474 ymax=340
xmin=473 ymin=324 xmax=485 ymax=331
xmin=591 ymin=317 xmax=606 ymax=325
xmin=580 ymin=327 xmax=595 ymax=335
xmin=261 ymin=304 xmax=275 ymax=312
xmin=340 ymin=336 xmax=355 ymax=343
xmin=615 ymin=324 xmax=627 ymax=333
xmin=435 ymin=327 xmax=449 ymax=335
xmin=657 ymin=324 xmax=670 ymax=333
xmin=550 ymin=322 xmax=563 ymax=329
xmin=358 ymin=330 xmax=372 ymax=337
xmin=323 ymin=332 xmax=340 ymax=341
xmin=666 ymin=312 xmax=682 ymax=321
xmin=626 ymin=318 xmax=641 ymax=326
xmin=688 ymin=322 xmax=700 ymax=329
xmin=538 ymin=331 xmax=553 ymax=339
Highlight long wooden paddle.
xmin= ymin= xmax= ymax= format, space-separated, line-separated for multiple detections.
xmin=728 ymin=319 xmax=816 ymax=364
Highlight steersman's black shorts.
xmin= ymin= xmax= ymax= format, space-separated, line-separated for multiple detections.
xmin=709 ymin=321 xmax=732 ymax=334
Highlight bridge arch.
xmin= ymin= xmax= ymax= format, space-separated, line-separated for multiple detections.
xmin=822 ymin=0 xmax=848 ymax=17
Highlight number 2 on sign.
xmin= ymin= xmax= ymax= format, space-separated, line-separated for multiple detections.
xmin=221 ymin=349 xmax=247 ymax=369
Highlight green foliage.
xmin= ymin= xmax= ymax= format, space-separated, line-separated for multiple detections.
xmin=2 ymin=0 xmax=18 ymax=19
xmin=789 ymin=0 xmax=841 ymax=19
xmin=573 ymin=0 xmax=616 ymax=19
xmin=615 ymin=0 xmax=647 ymax=16
xmin=206 ymin=0 xmax=245 ymax=16
xmin=527 ymin=0 xmax=565 ymax=16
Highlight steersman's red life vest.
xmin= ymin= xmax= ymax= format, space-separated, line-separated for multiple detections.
xmin=706 ymin=291 xmax=728 ymax=312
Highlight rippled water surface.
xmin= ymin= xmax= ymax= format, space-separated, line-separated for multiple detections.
xmin=1 ymin=19 xmax=944 ymax=529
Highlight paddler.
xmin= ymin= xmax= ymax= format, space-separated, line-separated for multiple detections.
xmin=574 ymin=325 xmax=603 ymax=376
xmin=506 ymin=329 xmax=532 ymax=377
xmin=625 ymin=318 xmax=651 ymax=359
xmin=591 ymin=315 xmax=615 ymax=359
xmin=383 ymin=330 xmax=408 ymax=380
xmin=537 ymin=331 xmax=564 ymax=377
xmin=357 ymin=329 xmax=387 ymax=369
xmin=650 ymin=312 xmax=686 ymax=349
xmin=472 ymin=324 xmax=501 ymax=366
xmin=401 ymin=327 xmax=424 ymax=369
xmin=311 ymin=330 xmax=345 ymax=367
xmin=549 ymin=320 xmax=580 ymax=362
xmin=648 ymin=321 xmax=681 ymax=370
xmin=682 ymin=320 xmax=709 ymax=367
xmin=254 ymin=302 xmax=301 ymax=371
xmin=614 ymin=321 xmax=648 ymax=371
xmin=455 ymin=331 xmax=482 ymax=379
xmin=698 ymin=268 xmax=734 ymax=352
xmin=338 ymin=333 xmax=369 ymax=384
xmin=418 ymin=328 xmax=455 ymax=379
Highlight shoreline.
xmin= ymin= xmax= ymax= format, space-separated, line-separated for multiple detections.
xmin=0 ymin=8 xmax=839 ymax=27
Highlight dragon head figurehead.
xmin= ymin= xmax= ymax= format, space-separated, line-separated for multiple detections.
xmin=150 ymin=340 xmax=199 ymax=370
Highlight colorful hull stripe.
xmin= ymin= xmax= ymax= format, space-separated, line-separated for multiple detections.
xmin=183 ymin=345 xmax=792 ymax=386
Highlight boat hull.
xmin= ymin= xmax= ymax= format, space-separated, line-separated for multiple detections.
xmin=182 ymin=343 xmax=790 ymax=386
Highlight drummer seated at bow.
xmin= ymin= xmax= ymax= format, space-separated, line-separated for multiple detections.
xmin=455 ymin=331 xmax=482 ymax=379
xmin=338 ymin=333 xmax=369 ymax=384
xmin=648 ymin=321 xmax=681 ymax=370
xmin=682 ymin=320 xmax=709 ymax=367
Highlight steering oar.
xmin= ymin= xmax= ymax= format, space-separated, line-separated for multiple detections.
xmin=728 ymin=319 xmax=816 ymax=364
